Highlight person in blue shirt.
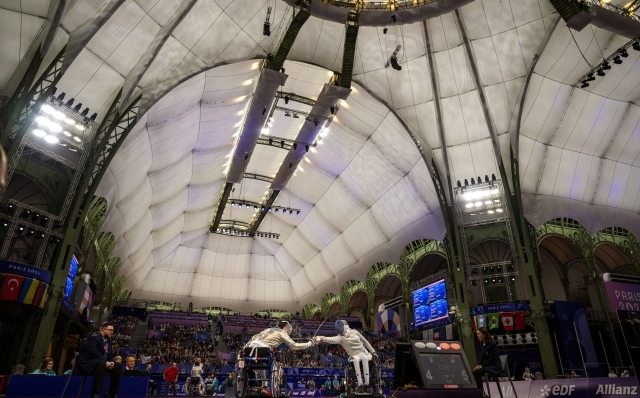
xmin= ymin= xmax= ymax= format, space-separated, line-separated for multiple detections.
xmin=32 ymin=358 xmax=56 ymax=375
xmin=63 ymin=358 xmax=75 ymax=375
xmin=473 ymin=327 xmax=502 ymax=398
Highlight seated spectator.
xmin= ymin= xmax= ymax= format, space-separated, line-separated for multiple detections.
xmin=64 ymin=358 xmax=75 ymax=375
xmin=144 ymin=364 xmax=158 ymax=395
xmin=204 ymin=373 xmax=218 ymax=396
xmin=114 ymin=356 xmax=122 ymax=364
xmin=32 ymin=358 xmax=56 ymax=375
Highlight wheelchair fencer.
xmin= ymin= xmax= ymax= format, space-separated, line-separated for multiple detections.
xmin=186 ymin=360 xmax=205 ymax=396
xmin=235 ymin=321 xmax=314 ymax=397
xmin=315 ymin=321 xmax=384 ymax=396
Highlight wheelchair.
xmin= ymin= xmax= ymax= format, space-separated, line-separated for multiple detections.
xmin=343 ymin=357 xmax=386 ymax=398
xmin=186 ymin=376 xmax=205 ymax=396
xmin=235 ymin=346 xmax=283 ymax=398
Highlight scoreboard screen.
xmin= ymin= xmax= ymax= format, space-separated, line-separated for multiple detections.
xmin=418 ymin=353 xmax=472 ymax=385
xmin=411 ymin=340 xmax=477 ymax=390
xmin=412 ymin=279 xmax=448 ymax=327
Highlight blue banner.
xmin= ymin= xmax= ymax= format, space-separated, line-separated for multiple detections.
xmin=472 ymin=302 xmax=530 ymax=315
xmin=196 ymin=332 xmax=212 ymax=341
xmin=0 ymin=260 xmax=51 ymax=284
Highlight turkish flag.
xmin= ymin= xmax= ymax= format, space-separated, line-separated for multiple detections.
xmin=0 ymin=274 xmax=25 ymax=301
xmin=501 ymin=312 xmax=514 ymax=331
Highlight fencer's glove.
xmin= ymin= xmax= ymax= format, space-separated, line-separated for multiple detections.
xmin=307 ymin=340 xmax=315 ymax=348
xmin=372 ymin=352 xmax=379 ymax=360
xmin=315 ymin=337 xmax=323 ymax=344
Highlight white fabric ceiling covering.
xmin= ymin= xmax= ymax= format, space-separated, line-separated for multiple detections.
xmin=4 ymin=0 xmax=640 ymax=309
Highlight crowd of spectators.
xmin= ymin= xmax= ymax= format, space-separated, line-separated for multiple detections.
xmin=137 ymin=323 xmax=216 ymax=365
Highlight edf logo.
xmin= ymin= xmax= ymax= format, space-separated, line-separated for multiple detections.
xmin=540 ymin=385 xmax=576 ymax=396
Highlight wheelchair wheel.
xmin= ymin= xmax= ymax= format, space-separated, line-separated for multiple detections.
xmin=235 ymin=362 xmax=246 ymax=398
xmin=270 ymin=361 xmax=282 ymax=397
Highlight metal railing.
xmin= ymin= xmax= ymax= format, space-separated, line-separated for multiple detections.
xmin=319 ymin=0 xmax=439 ymax=11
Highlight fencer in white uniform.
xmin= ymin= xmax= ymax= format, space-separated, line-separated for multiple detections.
xmin=243 ymin=321 xmax=313 ymax=387
xmin=316 ymin=320 xmax=378 ymax=394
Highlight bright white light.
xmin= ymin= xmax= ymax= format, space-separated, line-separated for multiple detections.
xmin=269 ymin=118 xmax=274 ymax=123
xmin=41 ymin=104 xmax=54 ymax=114
xmin=310 ymin=147 xmax=317 ymax=153
xmin=243 ymin=79 xmax=253 ymax=86
xmin=73 ymin=136 xmax=82 ymax=142
xmin=465 ymin=203 xmax=474 ymax=209
xmin=63 ymin=130 xmax=72 ymax=137
xmin=488 ymin=210 xmax=495 ymax=214
xmin=35 ymin=116 xmax=49 ymax=126
xmin=494 ymin=199 xmax=500 ymax=203
xmin=484 ymin=200 xmax=492 ymax=205
xmin=298 ymin=167 xmax=304 ymax=172
xmin=251 ymin=62 xmax=259 ymax=70
xmin=53 ymin=110 xmax=65 ymax=120
xmin=317 ymin=140 xmax=323 ymax=145
xmin=237 ymin=111 xmax=244 ymax=116
xmin=44 ymin=135 xmax=59 ymax=144
xmin=491 ymin=189 xmax=499 ymax=195
xmin=75 ymin=124 xmax=85 ymax=131
xmin=32 ymin=129 xmax=46 ymax=137
xmin=64 ymin=117 xmax=75 ymax=125
xmin=496 ymin=208 xmax=503 ymax=213
xmin=48 ymin=122 xmax=62 ymax=132
xmin=304 ymin=157 xmax=311 ymax=164
xmin=261 ymin=128 xmax=270 ymax=135
xmin=474 ymin=201 xmax=482 ymax=207
xmin=268 ymin=122 xmax=273 ymax=128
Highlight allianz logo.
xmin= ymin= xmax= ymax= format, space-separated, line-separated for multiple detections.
xmin=595 ymin=384 xmax=637 ymax=395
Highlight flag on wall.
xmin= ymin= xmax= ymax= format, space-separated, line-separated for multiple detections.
xmin=488 ymin=313 xmax=499 ymax=329
xmin=18 ymin=279 xmax=40 ymax=305
xmin=477 ymin=314 xmax=487 ymax=328
xmin=501 ymin=312 xmax=514 ymax=330
xmin=514 ymin=311 xmax=525 ymax=330
xmin=32 ymin=283 xmax=45 ymax=307
xmin=0 ymin=274 xmax=24 ymax=301
xmin=434 ymin=330 xmax=440 ymax=341
xmin=472 ymin=316 xmax=477 ymax=333
xmin=445 ymin=324 xmax=453 ymax=340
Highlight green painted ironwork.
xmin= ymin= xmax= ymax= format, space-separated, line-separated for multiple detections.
xmin=94 ymin=231 xmax=115 ymax=284
xmin=80 ymin=196 xmax=108 ymax=271
xmin=266 ymin=2 xmax=311 ymax=72
xmin=302 ymin=303 xmax=322 ymax=319
xmin=341 ymin=279 xmax=366 ymax=315
xmin=321 ymin=292 xmax=340 ymax=316
xmin=339 ymin=11 xmax=359 ymax=89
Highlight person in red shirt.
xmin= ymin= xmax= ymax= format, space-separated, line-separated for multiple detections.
xmin=163 ymin=363 xmax=179 ymax=396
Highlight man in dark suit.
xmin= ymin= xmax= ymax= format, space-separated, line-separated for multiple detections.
xmin=75 ymin=321 xmax=122 ymax=398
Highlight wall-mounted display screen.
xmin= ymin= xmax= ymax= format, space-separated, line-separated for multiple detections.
xmin=412 ymin=279 xmax=448 ymax=327
xmin=64 ymin=255 xmax=78 ymax=302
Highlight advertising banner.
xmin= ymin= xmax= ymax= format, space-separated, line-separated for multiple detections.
xmin=196 ymin=332 xmax=212 ymax=341
xmin=0 ymin=260 xmax=52 ymax=284
xmin=147 ymin=330 xmax=163 ymax=339
xmin=488 ymin=380 xmax=532 ymax=398
xmin=531 ymin=379 xmax=589 ymax=397
xmin=288 ymin=390 xmax=322 ymax=397
xmin=604 ymin=280 xmax=640 ymax=312
xmin=587 ymin=377 xmax=639 ymax=397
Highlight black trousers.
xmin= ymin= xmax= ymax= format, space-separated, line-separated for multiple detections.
xmin=88 ymin=361 xmax=122 ymax=395
xmin=473 ymin=367 xmax=487 ymax=391
xmin=149 ymin=379 xmax=159 ymax=395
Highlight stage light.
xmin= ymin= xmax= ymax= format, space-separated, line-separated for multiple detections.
xmin=32 ymin=129 xmax=46 ymax=137
xmin=465 ymin=203 xmax=473 ymax=209
xmin=464 ymin=179 xmax=469 ymax=186
xmin=41 ymin=104 xmax=54 ymax=114
xmin=74 ymin=103 xmax=82 ymax=111
xmin=293 ymin=114 xmax=299 ymax=119
xmin=268 ymin=207 xmax=272 ymax=212
xmin=484 ymin=200 xmax=492 ymax=205
xmin=289 ymin=210 xmax=293 ymax=215
xmin=293 ymin=143 xmax=298 ymax=150
xmin=263 ymin=21 xmax=271 ymax=36
xmin=581 ymin=81 xmax=589 ymax=88
xmin=231 ymin=201 xmax=235 ymax=206
xmin=44 ymin=135 xmax=59 ymax=144
xmin=485 ymin=175 xmax=489 ymax=183
xmin=17 ymin=225 xmax=25 ymax=234
xmin=261 ymin=207 xmax=265 ymax=211
xmin=26 ymin=228 xmax=34 ymax=237
xmin=587 ymin=74 xmax=595 ymax=81
xmin=330 ymin=107 xmax=335 ymax=115
xmin=634 ymin=42 xmax=640 ymax=51
xmin=471 ymin=178 xmax=475 ymax=185
xmin=457 ymin=180 xmax=461 ymax=188
xmin=62 ymin=130 xmax=72 ymax=137
xmin=597 ymin=68 xmax=605 ymax=76
xmin=474 ymin=201 xmax=482 ymax=207
xmin=391 ymin=14 xmax=396 ymax=22
xmin=284 ymin=95 xmax=290 ymax=104
xmin=471 ymin=280 xmax=477 ymax=286
xmin=602 ymin=61 xmax=611 ymax=70
xmin=20 ymin=209 xmax=30 ymax=219
xmin=53 ymin=110 xmax=65 ymax=120
xmin=31 ymin=213 xmax=40 ymax=222
xmin=7 ymin=204 xmax=15 ymax=215
xmin=261 ymin=128 xmax=270 ymax=135
xmin=90 ymin=113 xmax=97 ymax=121
xmin=75 ymin=124 xmax=85 ymax=131
xmin=285 ymin=112 xmax=291 ymax=117
xmin=262 ymin=107 xmax=267 ymax=115
xmin=496 ymin=208 xmax=503 ymax=213
xmin=613 ymin=56 xmax=622 ymax=64
xmin=305 ymin=145 xmax=309 ymax=152
xmin=297 ymin=211 xmax=300 ymax=216
xmin=269 ymin=138 xmax=273 ymax=145
xmin=275 ymin=208 xmax=279 ymax=213
xmin=488 ymin=210 xmax=494 ymax=214
xmin=384 ymin=28 xmax=388 ymax=34
xmin=254 ymin=205 xmax=258 ymax=210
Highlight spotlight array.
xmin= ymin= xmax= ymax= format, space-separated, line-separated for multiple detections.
xmin=230 ymin=200 xmax=300 ymax=216
xmin=578 ymin=39 xmax=637 ymax=88
xmin=456 ymin=175 xmax=503 ymax=216
xmin=496 ymin=333 xmax=537 ymax=346
xmin=32 ymin=96 xmax=92 ymax=149
xmin=214 ymin=228 xmax=280 ymax=239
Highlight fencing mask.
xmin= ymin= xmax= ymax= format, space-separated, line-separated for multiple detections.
xmin=335 ymin=320 xmax=350 ymax=335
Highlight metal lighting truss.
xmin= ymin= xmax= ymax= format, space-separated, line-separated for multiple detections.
xmin=0 ymin=96 xmax=97 ymax=269
xmin=454 ymin=179 xmax=519 ymax=305
xmin=319 ymin=0 xmax=438 ymax=11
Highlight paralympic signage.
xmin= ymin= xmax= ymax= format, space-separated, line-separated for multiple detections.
xmin=604 ymin=280 xmax=640 ymax=312
xmin=483 ymin=378 xmax=638 ymax=397
xmin=0 ymin=259 xmax=51 ymax=284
